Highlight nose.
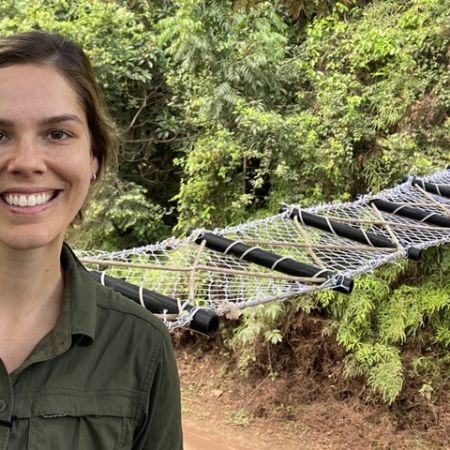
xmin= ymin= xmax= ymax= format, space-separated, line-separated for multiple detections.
xmin=6 ymin=137 xmax=47 ymax=176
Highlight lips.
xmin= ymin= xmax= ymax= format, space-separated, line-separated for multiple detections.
xmin=1 ymin=191 xmax=58 ymax=207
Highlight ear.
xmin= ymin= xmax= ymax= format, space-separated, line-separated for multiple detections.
xmin=90 ymin=156 xmax=99 ymax=178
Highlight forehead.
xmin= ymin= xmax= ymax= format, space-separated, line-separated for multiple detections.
xmin=0 ymin=63 xmax=85 ymax=124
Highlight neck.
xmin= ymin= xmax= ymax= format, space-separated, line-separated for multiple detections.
xmin=0 ymin=241 xmax=65 ymax=374
xmin=0 ymin=240 xmax=64 ymax=315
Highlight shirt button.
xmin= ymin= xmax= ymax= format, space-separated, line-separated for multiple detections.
xmin=0 ymin=400 xmax=6 ymax=412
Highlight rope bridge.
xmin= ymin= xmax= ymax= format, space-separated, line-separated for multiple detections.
xmin=77 ymin=169 xmax=450 ymax=333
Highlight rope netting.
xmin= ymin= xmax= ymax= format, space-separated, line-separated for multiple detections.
xmin=77 ymin=169 xmax=450 ymax=331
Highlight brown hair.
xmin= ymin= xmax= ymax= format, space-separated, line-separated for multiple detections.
xmin=0 ymin=30 xmax=117 ymax=178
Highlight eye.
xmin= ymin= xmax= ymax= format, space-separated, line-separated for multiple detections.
xmin=48 ymin=129 xmax=71 ymax=141
xmin=0 ymin=131 xmax=8 ymax=143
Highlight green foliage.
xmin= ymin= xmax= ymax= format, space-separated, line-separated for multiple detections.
xmin=158 ymin=0 xmax=450 ymax=231
xmin=229 ymin=297 xmax=313 ymax=376
xmin=158 ymin=0 xmax=293 ymax=229
xmin=319 ymin=248 xmax=450 ymax=404
xmin=234 ymin=0 xmax=362 ymax=21
xmin=69 ymin=175 xmax=170 ymax=251
xmin=173 ymin=127 xmax=249 ymax=228
xmin=297 ymin=0 xmax=450 ymax=192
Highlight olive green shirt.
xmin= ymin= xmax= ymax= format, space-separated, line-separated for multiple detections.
xmin=0 ymin=244 xmax=183 ymax=449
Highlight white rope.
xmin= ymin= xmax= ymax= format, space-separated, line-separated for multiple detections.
xmin=325 ymin=216 xmax=336 ymax=234
xmin=224 ymin=240 xmax=243 ymax=254
xmin=312 ymin=269 xmax=329 ymax=279
xmin=270 ymin=256 xmax=294 ymax=270
xmin=361 ymin=229 xmax=375 ymax=247
xmin=420 ymin=212 xmax=439 ymax=223
xmin=238 ymin=246 xmax=262 ymax=261
xmin=297 ymin=210 xmax=305 ymax=226
xmin=139 ymin=285 xmax=145 ymax=308
xmin=393 ymin=205 xmax=408 ymax=214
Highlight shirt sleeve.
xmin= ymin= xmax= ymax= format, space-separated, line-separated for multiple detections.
xmin=132 ymin=329 xmax=183 ymax=450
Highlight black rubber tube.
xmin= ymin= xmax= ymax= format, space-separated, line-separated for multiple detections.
xmin=89 ymin=271 xmax=219 ymax=335
xmin=368 ymin=198 xmax=450 ymax=228
xmin=190 ymin=230 xmax=353 ymax=294
xmin=407 ymin=177 xmax=450 ymax=199
xmin=285 ymin=207 xmax=395 ymax=247
xmin=283 ymin=207 xmax=421 ymax=261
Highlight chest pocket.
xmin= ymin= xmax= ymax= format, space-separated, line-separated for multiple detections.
xmin=15 ymin=392 xmax=137 ymax=450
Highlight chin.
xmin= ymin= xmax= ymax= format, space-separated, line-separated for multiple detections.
xmin=2 ymin=230 xmax=64 ymax=252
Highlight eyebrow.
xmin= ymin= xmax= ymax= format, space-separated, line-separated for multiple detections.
xmin=0 ymin=114 xmax=83 ymax=128
xmin=39 ymin=114 xmax=84 ymax=126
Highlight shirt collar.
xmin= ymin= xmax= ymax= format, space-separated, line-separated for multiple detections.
xmin=61 ymin=243 xmax=97 ymax=345
xmin=10 ymin=244 xmax=98 ymax=379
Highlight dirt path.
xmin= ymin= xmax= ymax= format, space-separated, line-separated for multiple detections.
xmin=180 ymin=370 xmax=315 ymax=450
xmin=176 ymin=347 xmax=449 ymax=450
xmin=181 ymin=393 xmax=331 ymax=450
xmin=183 ymin=424 xmax=237 ymax=450
xmin=182 ymin=412 xmax=303 ymax=450
xmin=183 ymin=423 xmax=260 ymax=450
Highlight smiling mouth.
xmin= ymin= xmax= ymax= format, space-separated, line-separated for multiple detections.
xmin=2 ymin=191 xmax=59 ymax=207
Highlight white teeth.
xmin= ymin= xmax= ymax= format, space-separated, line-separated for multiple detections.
xmin=3 ymin=192 xmax=53 ymax=207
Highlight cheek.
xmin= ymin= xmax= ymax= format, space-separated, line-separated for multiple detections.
xmin=61 ymin=160 xmax=94 ymax=198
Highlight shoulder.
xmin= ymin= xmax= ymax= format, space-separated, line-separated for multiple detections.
xmin=80 ymin=268 xmax=169 ymax=339
xmin=75 ymin=268 xmax=175 ymax=389
xmin=63 ymin=242 xmax=172 ymax=361
xmin=95 ymin=278 xmax=168 ymax=334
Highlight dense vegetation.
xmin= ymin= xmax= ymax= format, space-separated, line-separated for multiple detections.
xmin=3 ymin=0 xmax=450 ymax=408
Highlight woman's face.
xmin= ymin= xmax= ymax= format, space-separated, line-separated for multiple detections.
xmin=0 ymin=63 xmax=98 ymax=251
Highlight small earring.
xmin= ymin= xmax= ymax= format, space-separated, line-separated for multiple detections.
xmin=91 ymin=172 xmax=97 ymax=183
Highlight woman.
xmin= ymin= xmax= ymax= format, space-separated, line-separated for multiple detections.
xmin=0 ymin=31 xmax=182 ymax=449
